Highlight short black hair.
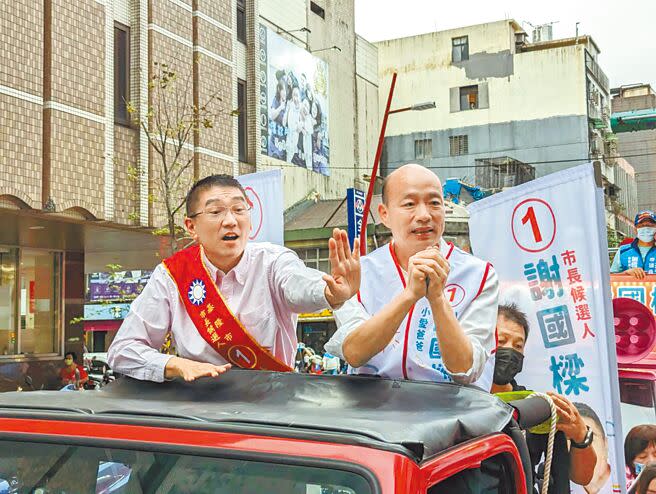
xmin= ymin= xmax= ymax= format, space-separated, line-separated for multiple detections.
xmin=65 ymin=351 xmax=77 ymax=361
xmin=498 ymin=303 xmax=530 ymax=339
xmin=625 ymin=425 xmax=656 ymax=475
xmin=635 ymin=463 xmax=656 ymax=493
xmin=573 ymin=402 xmax=604 ymax=438
xmin=185 ymin=174 xmax=247 ymax=217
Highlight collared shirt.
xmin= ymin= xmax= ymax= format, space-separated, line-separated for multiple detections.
xmin=325 ymin=239 xmax=498 ymax=385
xmin=108 ymin=242 xmax=329 ymax=382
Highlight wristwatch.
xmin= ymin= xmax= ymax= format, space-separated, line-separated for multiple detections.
xmin=570 ymin=425 xmax=594 ymax=449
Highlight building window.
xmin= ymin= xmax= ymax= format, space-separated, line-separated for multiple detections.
xmin=460 ymin=85 xmax=478 ymax=110
xmin=449 ymin=135 xmax=469 ymax=156
xmin=452 ymin=36 xmax=469 ymax=63
xmin=114 ymin=23 xmax=130 ymax=126
xmin=296 ymin=248 xmax=330 ymax=274
xmin=237 ymin=0 xmax=246 ymax=44
xmin=0 ymin=247 xmax=62 ymax=357
xmin=414 ymin=138 xmax=432 ymax=159
xmin=237 ymin=79 xmax=248 ymax=163
xmin=310 ymin=1 xmax=325 ymax=19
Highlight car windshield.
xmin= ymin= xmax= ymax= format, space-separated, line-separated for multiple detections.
xmin=0 ymin=440 xmax=372 ymax=494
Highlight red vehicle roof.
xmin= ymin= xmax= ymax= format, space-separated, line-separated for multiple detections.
xmin=0 ymin=370 xmax=514 ymax=464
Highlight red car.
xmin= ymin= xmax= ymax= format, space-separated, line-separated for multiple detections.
xmin=0 ymin=370 xmax=546 ymax=493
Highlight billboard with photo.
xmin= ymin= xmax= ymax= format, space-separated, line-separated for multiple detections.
xmin=258 ymin=24 xmax=330 ymax=175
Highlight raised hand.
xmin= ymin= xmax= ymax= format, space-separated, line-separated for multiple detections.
xmin=323 ymin=228 xmax=361 ymax=309
xmin=165 ymin=356 xmax=232 ymax=382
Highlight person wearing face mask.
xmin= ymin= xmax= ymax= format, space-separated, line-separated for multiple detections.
xmin=626 ymin=425 xmax=656 ymax=488
xmin=491 ymin=304 xmax=597 ymax=492
xmin=59 ymin=352 xmax=89 ymax=389
xmin=109 ymin=174 xmax=361 ymax=382
xmin=611 ymin=211 xmax=656 ymax=279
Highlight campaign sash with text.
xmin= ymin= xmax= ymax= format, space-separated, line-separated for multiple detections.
xmin=163 ymin=245 xmax=292 ymax=372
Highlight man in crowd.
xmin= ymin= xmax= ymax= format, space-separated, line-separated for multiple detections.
xmin=491 ymin=303 xmax=597 ymax=491
xmin=109 ymin=174 xmax=360 ymax=382
xmin=611 ymin=210 xmax=656 ymax=279
xmin=325 ymin=163 xmax=497 ymax=388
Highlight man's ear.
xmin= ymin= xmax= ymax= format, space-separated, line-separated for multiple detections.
xmin=184 ymin=217 xmax=198 ymax=241
xmin=378 ymin=202 xmax=390 ymax=229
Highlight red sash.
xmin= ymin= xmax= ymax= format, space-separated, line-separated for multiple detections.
xmin=163 ymin=245 xmax=292 ymax=372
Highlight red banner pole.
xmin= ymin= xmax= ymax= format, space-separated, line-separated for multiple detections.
xmin=359 ymin=71 xmax=397 ymax=256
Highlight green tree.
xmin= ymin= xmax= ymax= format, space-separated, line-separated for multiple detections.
xmin=127 ymin=57 xmax=228 ymax=255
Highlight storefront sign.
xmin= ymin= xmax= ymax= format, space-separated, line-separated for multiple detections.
xmin=87 ymin=270 xmax=152 ymax=302
xmin=611 ymin=275 xmax=656 ymax=315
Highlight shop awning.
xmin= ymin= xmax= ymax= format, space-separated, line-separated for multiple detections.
xmin=611 ymin=108 xmax=656 ymax=133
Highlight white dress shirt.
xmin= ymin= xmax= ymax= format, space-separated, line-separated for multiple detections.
xmin=325 ymin=239 xmax=498 ymax=385
xmin=108 ymin=242 xmax=329 ymax=382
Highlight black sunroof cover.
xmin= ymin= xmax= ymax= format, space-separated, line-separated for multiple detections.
xmin=0 ymin=370 xmax=513 ymax=462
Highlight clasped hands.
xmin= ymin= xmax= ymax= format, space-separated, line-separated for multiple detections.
xmin=405 ymin=246 xmax=450 ymax=305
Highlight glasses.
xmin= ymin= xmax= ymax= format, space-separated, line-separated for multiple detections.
xmin=189 ymin=204 xmax=252 ymax=221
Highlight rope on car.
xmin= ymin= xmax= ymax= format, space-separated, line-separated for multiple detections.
xmin=530 ymin=392 xmax=558 ymax=494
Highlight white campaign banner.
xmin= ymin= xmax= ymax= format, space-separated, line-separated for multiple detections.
xmin=468 ymin=164 xmax=625 ymax=494
xmin=237 ymin=169 xmax=284 ymax=245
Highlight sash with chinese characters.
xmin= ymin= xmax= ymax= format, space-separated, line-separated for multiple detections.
xmin=163 ymin=244 xmax=292 ymax=372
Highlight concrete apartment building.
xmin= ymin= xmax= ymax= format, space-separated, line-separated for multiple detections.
xmin=376 ymin=20 xmax=633 ymax=234
xmin=0 ymin=0 xmax=378 ymax=389
xmin=611 ymin=83 xmax=656 ymax=214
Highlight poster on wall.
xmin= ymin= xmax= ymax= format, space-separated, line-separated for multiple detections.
xmin=258 ymin=24 xmax=330 ymax=176
xmin=468 ymin=164 xmax=625 ymax=494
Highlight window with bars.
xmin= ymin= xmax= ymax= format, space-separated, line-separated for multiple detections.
xmin=237 ymin=0 xmax=246 ymax=44
xmin=296 ymin=248 xmax=330 ymax=274
xmin=414 ymin=138 xmax=432 ymax=159
xmin=237 ymin=79 xmax=248 ymax=163
xmin=459 ymin=85 xmax=478 ymax=110
xmin=452 ymin=36 xmax=469 ymax=62
xmin=449 ymin=135 xmax=469 ymax=156
xmin=114 ymin=23 xmax=130 ymax=126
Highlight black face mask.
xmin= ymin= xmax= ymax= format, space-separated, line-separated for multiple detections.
xmin=493 ymin=347 xmax=524 ymax=386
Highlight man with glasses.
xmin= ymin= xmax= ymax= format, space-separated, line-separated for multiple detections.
xmin=109 ymin=174 xmax=360 ymax=382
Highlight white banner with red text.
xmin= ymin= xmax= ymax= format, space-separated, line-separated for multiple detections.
xmin=468 ymin=163 xmax=625 ymax=494
xmin=237 ymin=169 xmax=284 ymax=245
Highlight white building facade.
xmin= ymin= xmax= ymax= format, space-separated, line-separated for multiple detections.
xmin=376 ymin=20 xmax=627 ymax=230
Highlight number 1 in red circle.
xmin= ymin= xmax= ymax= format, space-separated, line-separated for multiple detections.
xmin=521 ymin=206 xmax=543 ymax=243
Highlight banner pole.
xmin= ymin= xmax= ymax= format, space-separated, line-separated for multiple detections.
xmin=359 ymin=71 xmax=397 ymax=256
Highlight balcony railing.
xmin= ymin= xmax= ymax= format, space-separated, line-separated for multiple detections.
xmin=585 ymin=51 xmax=609 ymax=92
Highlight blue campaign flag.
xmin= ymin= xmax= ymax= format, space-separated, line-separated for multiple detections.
xmin=346 ymin=188 xmax=365 ymax=250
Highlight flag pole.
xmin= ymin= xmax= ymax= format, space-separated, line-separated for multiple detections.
xmin=359 ymin=71 xmax=397 ymax=256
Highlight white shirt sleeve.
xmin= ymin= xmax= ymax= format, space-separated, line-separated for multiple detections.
xmin=324 ymin=297 xmax=371 ymax=359
xmin=107 ymin=265 xmax=175 ymax=382
xmin=445 ymin=267 xmax=499 ymax=384
xmin=271 ymin=250 xmax=330 ymax=313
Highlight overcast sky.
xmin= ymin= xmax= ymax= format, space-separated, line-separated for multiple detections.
xmin=355 ymin=0 xmax=656 ymax=90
